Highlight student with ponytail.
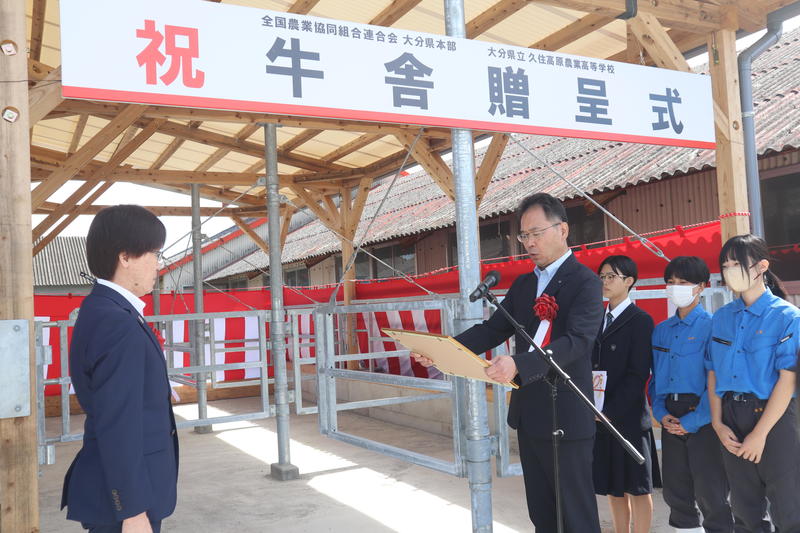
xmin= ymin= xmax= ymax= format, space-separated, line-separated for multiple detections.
xmin=706 ymin=234 xmax=800 ymax=532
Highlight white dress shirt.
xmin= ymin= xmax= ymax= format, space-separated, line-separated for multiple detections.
xmin=97 ymin=279 xmax=147 ymax=317
xmin=533 ymin=249 xmax=572 ymax=297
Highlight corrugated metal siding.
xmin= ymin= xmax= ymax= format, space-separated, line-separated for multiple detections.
xmin=33 ymin=236 xmax=91 ymax=288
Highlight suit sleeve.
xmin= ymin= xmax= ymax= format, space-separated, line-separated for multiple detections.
xmin=454 ymin=279 xmax=519 ymax=355
xmin=604 ymin=312 xmax=654 ymax=421
xmin=512 ymin=271 xmax=603 ymax=386
xmin=87 ymin=315 xmax=153 ymax=521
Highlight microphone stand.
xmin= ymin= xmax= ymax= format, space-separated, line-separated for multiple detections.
xmin=480 ymin=289 xmax=644 ymax=533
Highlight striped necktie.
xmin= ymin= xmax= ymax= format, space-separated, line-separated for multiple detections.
xmin=605 ymin=311 xmax=614 ymax=331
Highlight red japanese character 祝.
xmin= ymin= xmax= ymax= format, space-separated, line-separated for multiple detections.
xmin=136 ymin=19 xmax=205 ymax=88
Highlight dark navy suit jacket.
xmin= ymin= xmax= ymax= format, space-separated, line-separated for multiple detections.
xmin=61 ymin=283 xmax=179 ymax=524
xmin=456 ymin=254 xmax=603 ymax=439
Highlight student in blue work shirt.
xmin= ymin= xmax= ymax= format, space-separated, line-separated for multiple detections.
xmin=650 ymin=256 xmax=733 ymax=533
xmin=707 ymin=234 xmax=800 ymax=532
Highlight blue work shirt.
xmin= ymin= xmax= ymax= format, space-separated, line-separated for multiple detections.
xmin=650 ymin=305 xmax=712 ymax=433
xmin=706 ymin=288 xmax=800 ymax=399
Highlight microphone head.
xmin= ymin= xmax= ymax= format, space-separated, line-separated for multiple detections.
xmin=485 ymin=270 xmax=501 ymax=287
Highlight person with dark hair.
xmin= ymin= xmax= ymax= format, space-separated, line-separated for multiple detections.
xmin=707 ymin=234 xmax=800 ymax=531
xmin=413 ymin=192 xmax=603 ymax=532
xmin=61 ymin=205 xmax=178 ymax=533
xmin=592 ymin=255 xmax=659 ymax=533
xmin=651 ymin=256 xmax=734 ymax=533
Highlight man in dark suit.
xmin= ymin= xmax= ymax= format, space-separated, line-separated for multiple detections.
xmin=61 ymin=205 xmax=178 ymax=533
xmin=414 ymin=192 xmax=603 ymax=531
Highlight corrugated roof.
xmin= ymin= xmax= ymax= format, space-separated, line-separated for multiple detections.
xmin=209 ymin=28 xmax=800 ymax=281
xmin=33 ymin=236 xmax=91 ymax=287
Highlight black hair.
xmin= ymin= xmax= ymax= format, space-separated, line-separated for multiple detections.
xmin=598 ymin=255 xmax=638 ymax=292
xmin=516 ymin=192 xmax=568 ymax=224
xmin=86 ymin=205 xmax=166 ymax=280
xmin=719 ymin=234 xmax=787 ymax=300
xmin=664 ymin=256 xmax=710 ymax=285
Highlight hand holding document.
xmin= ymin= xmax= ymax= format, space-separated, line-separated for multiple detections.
xmin=383 ymin=328 xmax=519 ymax=389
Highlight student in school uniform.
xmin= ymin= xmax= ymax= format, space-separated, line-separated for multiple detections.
xmin=592 ymin=255 xmax=660 ymax=533
xmin=707 ymin=234 xmax=800 ymax=532
xmin=650 ymin=256 xmax=734 ymax=533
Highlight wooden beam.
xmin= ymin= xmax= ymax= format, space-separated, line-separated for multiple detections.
xmin=27 ymin=57 xmax=55 ymax=81
xmin=708 ymin=28 xmax=749 ymax=240
xmin=287 ymin=0 xmax=319 ymax=14
xmin=28 ymin=66 xmax=63 ymax=125
xmin=101 ymin=168 xmax=269 ymax=186
xmin=280 ymin=206 xmax=297 ymax=248
xmin=627 ymin=13 xmax=691 ymax=71
xmin=290 ymin=185 xmax=339 ymax=229
xmin=195 ymin=123 xmax=260 ymax=172
xmin=279 ymin=128 xmax=322 ymax=153
xmin=475 ymin=134 xmax=509 ymax=206
xmin=530 ymin=0 xmax=723 ymax=32
xmin=32 ymin=119 xmax=164 ymax=241
xmin=348 ymin=177 xmax=373 ymax=239
xmin=230 ymin=216 xmax=270 ymax=255
xmin=369 ymin=0 xmax=422 ymax=27
xmin=67 ymin=114 xmax=89 ymax=154
xmin=320 ymin=133 xmax=384 ymax=163
xmin=150 ymin=120 xmax=202 ymax=169
xmin=144 ymin=182 xmax=265 ymax=206
xmin=530 ymin=13 xmax=614 ymax=50
xmin=30 ymin=104 xmax=146 ymax=209
xmin=0 ymin=0 xmax=39 ymax=527
xmin=29 ymin=0 xmax=47 ymax=61
xmin=37 ymin=202 xmax=228 ymax=217
xmin=33 ymin=182 xmax=113 ymax=256
xmin=467 ymin=0 xmax=530 ymax=39
xmin=395 ymin=132 xmax=455 ymax=200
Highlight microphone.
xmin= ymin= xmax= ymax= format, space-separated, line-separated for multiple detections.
xmin=469 ymin=270 xmax=501 ymax=302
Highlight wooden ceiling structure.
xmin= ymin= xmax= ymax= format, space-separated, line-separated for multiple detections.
xmin=1 ymin=0 xmax=794 ymax=530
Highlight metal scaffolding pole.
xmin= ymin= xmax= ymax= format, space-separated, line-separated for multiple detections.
xmin=263 ymin=123 xmax=300 ymax=481
xmin=444 ymin=1 xmax=494 ymax=530
xmin=191 ymin=184 xmax=211 ymax=433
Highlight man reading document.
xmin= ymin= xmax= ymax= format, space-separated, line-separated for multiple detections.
xmin=413 ymin=193 xmax=603 ymax=532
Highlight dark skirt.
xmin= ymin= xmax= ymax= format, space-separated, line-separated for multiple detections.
xmin=592 ymin=422 xmax=662 ymax=497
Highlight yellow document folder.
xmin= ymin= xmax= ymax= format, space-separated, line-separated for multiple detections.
xmin=381 ymin=328 xmax=519 ymax=389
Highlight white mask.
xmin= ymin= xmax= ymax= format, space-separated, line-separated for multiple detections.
xmin=665 ymin=284 xmax=697 ymax=308
xmin=723 ymin=266 xmax=759 ymax=293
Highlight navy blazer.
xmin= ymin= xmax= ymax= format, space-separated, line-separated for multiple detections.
xmin=61 ymin=283 xmax=179 ymax=524
xmin=456 ymin=254 xmax=604 ymax=439
xmin=592 ymin=303 xmax=654 ymax=435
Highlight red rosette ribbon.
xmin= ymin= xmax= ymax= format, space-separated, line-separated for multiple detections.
xmin=533 ymin=294 xmax=559 ymax=322
xmin=148 ymin=323 xmax=166 ymax=348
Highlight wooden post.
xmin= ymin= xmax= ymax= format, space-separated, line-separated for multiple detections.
xmin=0 ymin=0 xmax=40 ymax=530
xmin=339 ymin=186 xmax=359 ymax=370
xmin=708 ymin=26 xmax=750 ymax=241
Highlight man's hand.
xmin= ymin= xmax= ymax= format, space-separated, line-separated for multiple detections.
xmin=410 ymin=352 xmax=435 ymax=367
xmin=737 ymin=430 xmax=767 ymax=463
xmin=661 ymin=414 xmax=687 ymax=436
xmin=485 ymin=355 xmax=518 ymax=383
xmin=122 ymin=512 xmax=152 ymax=533
xmin=713 ymin=421 xmax=742 ymax=455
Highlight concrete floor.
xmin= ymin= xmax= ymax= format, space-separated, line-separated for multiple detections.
xmin=40 ymin=397 xmax=675 ymax=532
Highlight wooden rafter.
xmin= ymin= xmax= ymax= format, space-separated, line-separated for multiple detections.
xmin=32 ymin=119 xmax=164 ymax=241
xmin=280 ymin=205 xmax=297 ymax=247
xmin=290 ymin=185 xmax=339 ymax=229
xmin=195 ymin=123 xmax=260 ymax=172
xmin=67 ymin=114 xmax=89 ymax=154
xmin=530 ymin=0 xmax=723 ymax=32
xmin=150 ymin=120 xmax=202 ymax=170
xmin=29 ymin=0 xmax=47 ymax=61
xmin=475 ymin=134 xmax=509 ymax=206
xmin=37 ymin=203 xmax=234 ymax=217
xmin=28 ymin=66 xmax=63 ymax=125
xmin=530 ymin=13 xmax=614 ymax=50
xmin=320 ymin=133 xmax=384 ymax=163
xmin=31 ymin=104 xmax=146 ymax=210
xmin=395 ymin=132 xmax=455 ymax=200
xmin=466 ymin=0 xmax=530 ymax=38
xmin=230 ymin=216 xmax=270 ymax=255
xmin=280 ymin=129 xmax=323 ymax=153
xmin=627 ymin=13 xmax=691 ymax=72
xmin=33 ymin=182 xmax=112 ymax=256
xmin=369 ymin=0 xmax=422 ymax=27
xmin=79 ymin=168 xmax=289 ymax=186
xmin=287 ymin=0 xmax=320 ymax=14
xmin=143 ymin=183 xmax=265 ymax=206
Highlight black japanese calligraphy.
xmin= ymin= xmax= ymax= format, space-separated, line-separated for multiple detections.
xmin=487 ymin=66 xmax=530 ymax=119
xmin=650 ymin=88 xmax=684 ymax=134
xmin=384 ymin=53 xmax=434 ymax=109
xmin=265 ymin=37 xmax=324 ymax=98
xmin=575 ymin=78 xmax=612 ymax=125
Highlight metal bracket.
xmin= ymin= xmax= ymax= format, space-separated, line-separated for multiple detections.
xmin=0 ymin=320 xmax=31 ymax=419
xmin=616 ymin=0 xmax=637 ymax=20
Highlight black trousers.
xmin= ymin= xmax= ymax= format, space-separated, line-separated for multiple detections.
xmin=517 ymin=428 xmax=600 ymax=533
xmin=82 ymin=520 xmax=162 ymax=533
xmin=662 ymin=424 xmax=733 ymax=532
xmin=722 ymin=397 xmax=800 ymax=533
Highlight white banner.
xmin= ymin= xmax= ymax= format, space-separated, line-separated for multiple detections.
xmin=60 ymin=0 xmax=715 ymax=148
